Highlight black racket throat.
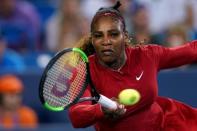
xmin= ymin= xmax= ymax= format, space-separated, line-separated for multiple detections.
xmin=86 ymin=64 xmax=100 ymax=103
xmin=78 ymin=96 xmax=98 ymax=103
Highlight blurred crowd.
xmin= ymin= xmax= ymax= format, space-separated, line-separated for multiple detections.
xmin=0 ymin=0 xmax=197 ymax=73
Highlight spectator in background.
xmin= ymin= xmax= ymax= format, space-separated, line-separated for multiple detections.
xmin=129 ymin=3 xmax=162 ymax=45
xmin=137 ymin=0 xmax=193 ymax=34
xmin=0 ymin=74 xmax=38 ymax=128
xmin=0 ymin=0 xmax=41 ymax=53
xmin=165 ymin=25 xmax=188 ymax=47
xmin=45 ymin=0 xmax=89 ymax=52
xmin=129 ymin=3 xmax=150 ymax=44
xmin=0 ymin=32 xmax=26 ymax=73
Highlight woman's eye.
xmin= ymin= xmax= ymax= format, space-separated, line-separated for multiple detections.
xmin=111 ymin=32 xmax=119 ymax=37
xmin=93 ymin=34 xmax=102 ymax=38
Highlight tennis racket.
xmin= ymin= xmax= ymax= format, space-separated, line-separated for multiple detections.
xmin=39 ymin=48 xmax=117 ymax=111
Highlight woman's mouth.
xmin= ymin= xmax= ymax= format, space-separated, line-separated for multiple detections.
xmin=101 ymin=49 xmax=113 ymax=55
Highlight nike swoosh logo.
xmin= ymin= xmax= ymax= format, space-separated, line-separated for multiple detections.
xmin=136 ymin=71 xmax=144 ymax=81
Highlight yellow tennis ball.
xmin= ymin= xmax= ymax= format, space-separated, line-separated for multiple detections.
xmin=118 ymin=89 xmax=141 ymax=106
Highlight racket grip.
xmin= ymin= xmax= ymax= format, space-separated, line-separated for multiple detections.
xmin=98 ymin=94 xmax=117 ymax=109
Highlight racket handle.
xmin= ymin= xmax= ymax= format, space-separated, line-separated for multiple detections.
xmin=98 ymin=94 xmax=117 ymax=109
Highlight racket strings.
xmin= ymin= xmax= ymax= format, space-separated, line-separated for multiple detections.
xmin=43 ymin=52 xmax=87 ymax=108
xmin=68 ymin=63 xmax=86 ymax=99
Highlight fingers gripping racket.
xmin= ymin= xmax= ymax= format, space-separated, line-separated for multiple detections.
xmin=39 ymin=48 xmax=117 ymax=111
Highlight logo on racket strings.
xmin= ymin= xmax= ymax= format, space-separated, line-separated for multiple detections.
xmin=51 ymin=67 xmax=77 ymax=97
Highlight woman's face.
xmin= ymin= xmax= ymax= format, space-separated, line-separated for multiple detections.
xmin=1 ymin=93 xmax=22 ymax=110
xmin=91 ymin=16 xmax=127 ymax=67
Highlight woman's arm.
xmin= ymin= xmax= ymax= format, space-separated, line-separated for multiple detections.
xmin=68 ymin=87 xmax=104 ymax=128
xmin=148 ymin=40 xmax=197 ymax=70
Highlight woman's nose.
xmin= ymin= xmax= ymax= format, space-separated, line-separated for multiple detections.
xmin=103 ymin=37 xmax=111 ymax=45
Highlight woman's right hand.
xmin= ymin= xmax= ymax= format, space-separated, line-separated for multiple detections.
xmin=101 ymin=98 xmax=126 ymax=120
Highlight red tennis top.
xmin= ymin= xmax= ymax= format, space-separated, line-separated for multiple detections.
xmin=69 ymin=41 xmax=197 ymax=131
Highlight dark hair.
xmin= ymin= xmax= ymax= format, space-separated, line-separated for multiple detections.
xmin=90 ymin=1 xmax=126 ymax=32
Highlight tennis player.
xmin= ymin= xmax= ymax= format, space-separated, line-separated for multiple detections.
xmin=69 ymin=1 xmax=197 ymax=131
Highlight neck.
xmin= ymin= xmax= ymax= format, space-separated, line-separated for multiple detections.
xmin=99 ymin=51 xmax=127 ymax=71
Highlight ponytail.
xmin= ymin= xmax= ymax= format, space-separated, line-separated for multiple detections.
xmin=75 ymin=35 xmax=95 ymax=56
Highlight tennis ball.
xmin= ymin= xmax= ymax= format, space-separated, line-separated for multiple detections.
xmin=118 ymin=89 xmax=141 ymax=106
